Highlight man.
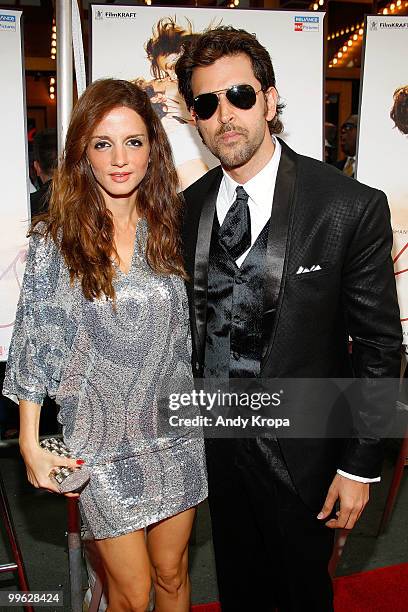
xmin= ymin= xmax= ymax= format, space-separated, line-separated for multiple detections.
xmin=334 ymin=114 xmax=358 ymax=177
xmin=30 ymin=128 xmax=57 ymax=217
xmin=176 ymin=27 xmax=402 ymax=611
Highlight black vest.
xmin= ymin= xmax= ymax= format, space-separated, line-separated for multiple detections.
xmin=204 ymin=215 xmax=270 ymax=378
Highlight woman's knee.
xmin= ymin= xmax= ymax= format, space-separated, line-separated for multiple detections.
xmin=107 ymin=578 xmax=151 ymax=612
xmin=152 ymin=560 xmax=188 ymax=596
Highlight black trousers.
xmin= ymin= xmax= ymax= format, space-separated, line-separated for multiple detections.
xmin=205 ymin=438 xmax=335 ymax=612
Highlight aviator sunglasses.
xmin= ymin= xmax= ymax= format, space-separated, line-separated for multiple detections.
xmin=192 ymin=84 xmax=263 ymax=120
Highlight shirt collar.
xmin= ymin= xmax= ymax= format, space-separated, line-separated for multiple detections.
xmin=221 ymin=137 xmax=282 ymax=209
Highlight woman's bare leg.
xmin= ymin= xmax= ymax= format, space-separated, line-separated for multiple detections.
xmin=147 ymin=507 xmax=196 ymax=612
xmin=95 ymin=529 xmax=151 ymax=612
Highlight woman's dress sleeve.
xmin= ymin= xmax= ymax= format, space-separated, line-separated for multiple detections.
xmin=2 ymin=228 xmax=66 ymax=405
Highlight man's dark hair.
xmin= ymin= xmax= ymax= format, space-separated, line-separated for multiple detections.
xmin=175 ymin=26 xmax=284 ymax=134
xmin=33 ymin=129 xmax=58 ymax=176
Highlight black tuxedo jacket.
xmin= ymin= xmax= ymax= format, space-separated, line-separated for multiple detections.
xmin=182 ymin=139 xmax=402 ymax=508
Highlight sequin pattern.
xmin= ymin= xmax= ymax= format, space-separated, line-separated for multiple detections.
xmin=3 ymin=220 xmax=207 ymax=539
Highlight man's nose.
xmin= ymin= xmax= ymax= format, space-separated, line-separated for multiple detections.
xmin=217 ymin=93 xmax=235 ymax=124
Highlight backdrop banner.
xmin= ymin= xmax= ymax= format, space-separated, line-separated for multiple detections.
xmin=90 ymin=5 xmax=325 ymax=190
xmin=357 ymin=15 xmax=408 ymax=344
xmin=0 ymin=9 xmax=29 ymax=361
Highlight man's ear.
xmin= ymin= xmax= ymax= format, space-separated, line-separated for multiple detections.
xmin=33 ymin=160 xmax=41 ymax=177
xmin=264 ymin=87 xmax=278 ymax=123
xmin=190 ymin=108 xmax=198 ymax=127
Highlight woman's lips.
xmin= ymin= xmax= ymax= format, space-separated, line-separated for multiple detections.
xmin=110 ymin=172 xmax=131 ymax=183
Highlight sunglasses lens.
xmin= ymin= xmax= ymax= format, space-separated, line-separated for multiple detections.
xmin=193 ymin=93 xmax=219 ymax=120
xmin=226 ymin=84 xmax=257 ymax=109
xmin=193 ymin=85 xmax=258 ymax=120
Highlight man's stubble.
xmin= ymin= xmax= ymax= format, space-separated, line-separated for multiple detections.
xmin=196 ymin=122 xmax=267 ymax=172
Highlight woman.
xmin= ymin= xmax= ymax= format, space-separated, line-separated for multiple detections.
xmin=390 ymin=85 xmax=408 ymax=337
xmin=136 ymin=17 xmax=214 ymax=189
xmin=3 ymin=79 xmax=207 ymax=612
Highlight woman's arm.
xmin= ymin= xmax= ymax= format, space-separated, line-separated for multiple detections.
xmin=19 ymin=399 xmax=80 ymax=496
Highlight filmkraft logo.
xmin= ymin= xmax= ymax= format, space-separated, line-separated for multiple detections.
xmin=294 ymin=16 xmax=320 ymax=32
xmin=104 ymin=11 xmax=138 ymax=19
xmin=379 ymin=21 xmax=408 ymax=28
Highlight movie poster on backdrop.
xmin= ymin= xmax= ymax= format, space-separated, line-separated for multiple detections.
xmin=0 ymin=10 xmax=29 ymax=360
xmin=91 ymin=5 xmax=325 ymax=191
xmin=357 ymin=15 xmax=408 ymax=345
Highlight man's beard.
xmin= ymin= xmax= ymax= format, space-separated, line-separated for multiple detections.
xmin=197 ymin=123 xmax=266 ymax=170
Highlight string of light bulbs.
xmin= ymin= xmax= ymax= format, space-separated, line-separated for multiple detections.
xmin=50 ymin=17 xmax=56 ymax=61
xmin=49 ymin=76 xmax=56 ymax=101
xmin=328 ymin=0 xmax=408 ymax=67
xmin=311 ymin=0 xmax=325 ymax=10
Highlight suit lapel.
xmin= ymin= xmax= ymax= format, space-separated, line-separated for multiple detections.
xmin=194 ymin=167 xmax=223 ymax=363
xmin=261 ymin=139 xmax=298 ymax=368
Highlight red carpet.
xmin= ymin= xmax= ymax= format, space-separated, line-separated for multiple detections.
xmin=191 ymin=562 xmax=408 ymax=611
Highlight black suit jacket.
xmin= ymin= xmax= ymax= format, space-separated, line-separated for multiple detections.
xmin=182 ymin=139 xmax=402 ymax=508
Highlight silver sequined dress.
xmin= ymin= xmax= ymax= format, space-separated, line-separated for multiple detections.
xmin=3 ymin=220 xmax=208 ymax=539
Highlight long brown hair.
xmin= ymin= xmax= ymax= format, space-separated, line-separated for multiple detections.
xmin=33 ymin=79 xmax=186 ymax=301
xmin=390 ymin=85 xmax=408 ymax=135
xmin=145 ymin=17 xmax=195 ymax=80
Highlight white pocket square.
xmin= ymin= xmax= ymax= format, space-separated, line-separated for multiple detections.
xmin=296 ymin=264 xmax=322 ymax=274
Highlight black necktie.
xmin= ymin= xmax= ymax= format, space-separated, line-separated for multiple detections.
xmin=219 ymin=186 xmax=251 ymax=260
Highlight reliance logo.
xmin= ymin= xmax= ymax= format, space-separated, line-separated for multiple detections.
xmin=0 ymin=14 xmax=16 ymax=22
xmin=294 ymin=16 xmax=320 ymax=32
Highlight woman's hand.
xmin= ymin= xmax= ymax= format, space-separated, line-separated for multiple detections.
xmin=20 ymin=442 xmax=83 ymax=498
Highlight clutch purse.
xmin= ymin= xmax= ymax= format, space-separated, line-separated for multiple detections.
xmin=40 ymin=437 xmax=91 ymax=493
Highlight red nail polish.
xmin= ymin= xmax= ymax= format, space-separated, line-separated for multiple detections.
xmin=76 ymin=459 xmax=85 ymax=465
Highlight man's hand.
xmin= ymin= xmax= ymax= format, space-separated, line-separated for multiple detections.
xmin=317 ymin=474 xmax=369 ymax=529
